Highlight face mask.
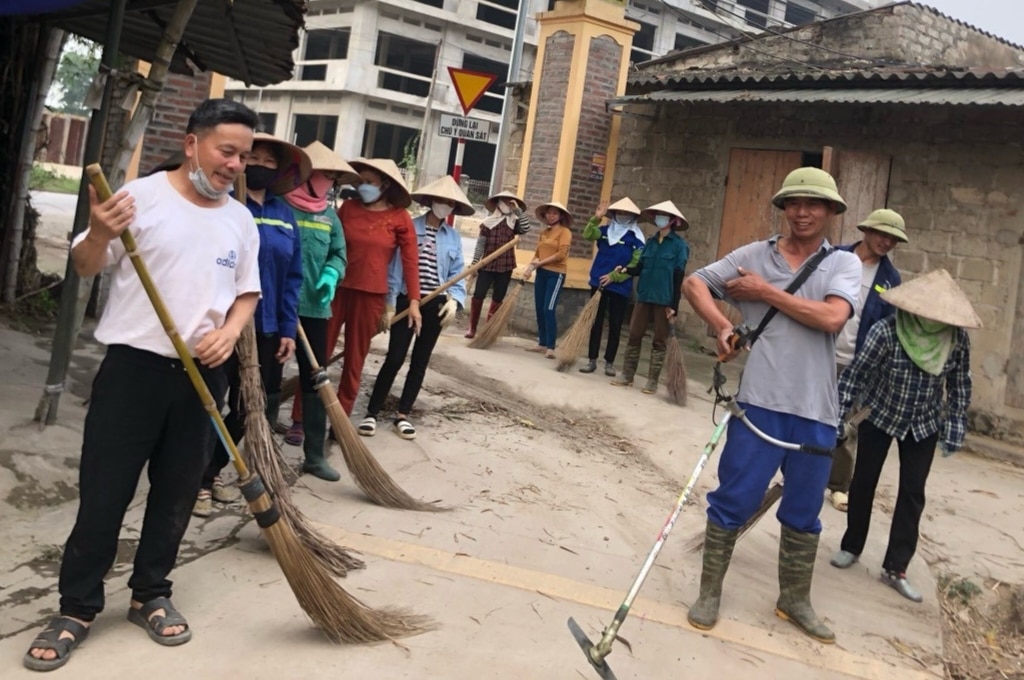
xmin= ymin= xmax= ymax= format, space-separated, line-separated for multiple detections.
xmin=612 ymin=213 xmax=636 ymax=227
xmin=432 ymin=202 xmax=454 ymax=220
xmin=358 ymin=183 xmax=383 ymax=204
xmin=654 ymin=214 xmax=671 ymax=229
xmin=187 ymin=140 xmax=228 ymax=200
xmin=497 ymin=200 xmax=511 ymax=215
xmin=307 ymin=172 xmax=335 ymax=198
xmin=245 ymin=165 xmax=277 ymax=191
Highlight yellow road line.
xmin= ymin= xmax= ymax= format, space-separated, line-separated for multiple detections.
xmin=316 ymin=525 xmax=937 ymax=680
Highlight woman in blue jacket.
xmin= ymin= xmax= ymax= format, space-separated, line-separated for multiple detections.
xmin=578 ymin=197 xmax=645 ymax=377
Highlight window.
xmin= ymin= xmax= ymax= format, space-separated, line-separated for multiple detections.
xmin=630 ymin=19 xmax=657 ymax=65
xmin=361 ymin=121 xmax=419 ymax=164
xmin=375 ymin=32 xmax=437 ymax=97
xmin=674 ymin=33 xmax=704 ymax=51
xmin=257 ymin=112 xmax=277 ymax=135
xmin=446 ymin=138 xmax=495 ymax=184
xmin=293 ymin=114 xmax=338 ymax=147
xmin=477 ymin=0 xmax=517 ymax=30
xmin=412 ymin=0 xmax=443 ymax=7
xmin=300 ymin=29 xmax=350 ymax=81
xmin=737 ymin=0 xmax=769 ymax=29
xmin=461 ymin=53 xmax=506 ymax=114
xmin=784 ymin=2 xmax=816 ymax=26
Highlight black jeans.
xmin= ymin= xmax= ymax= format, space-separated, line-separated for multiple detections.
xmin=58 ymin=345 xmax=226 ymax=619
xmin=367 ymin=295 xmax=443 ymax=417
xmin=841 ymin=420 xmax=938 ymax=573
xmin=202 ymin=332 xmax=281 ymax=489
xmin=473 ymin=270 xmax=512 ymax=303
xmin=587 ymin=288 xmax=629 ymax=363
xmin=296 ymin=316 xmax=328 ymax=394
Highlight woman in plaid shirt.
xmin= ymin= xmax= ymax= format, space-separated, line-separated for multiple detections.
xmin=831 ymin=269 xmax=978 ymax=602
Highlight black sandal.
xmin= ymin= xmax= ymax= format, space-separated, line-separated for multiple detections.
xmin=127 ymin=596 xmax=192 ymax=646
xmin=23 ymin=616 xmax=90 ymax=672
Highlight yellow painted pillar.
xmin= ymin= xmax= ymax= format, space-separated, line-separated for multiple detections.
xmin=515 ymin=0 xmax=637 ymax=289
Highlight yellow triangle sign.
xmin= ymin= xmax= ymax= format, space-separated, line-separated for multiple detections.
xmin=447 ymin=67 xmax=498 ymax=115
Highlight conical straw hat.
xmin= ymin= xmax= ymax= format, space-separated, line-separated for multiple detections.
xmin=302 ymin=141 xmax=360 ymax=185
xmin=349 ymin=158 xmax=411 ymax=208
xmin=535 ymin=200 xmax=573 ymax=227
xmin=881 ymin=269 xmax=982 ymax=328
xmin=252 ymin=132 xmax=313 ymax=195
xmin=641 ymin=200 xmax=689 ymax=231
xmin=607 ymin=197 xmax=640 ymax=216
xmin=485 ymin=190 xmax=526 ymax=213
xmin=411 ymin=175 xmax=475 ymax=216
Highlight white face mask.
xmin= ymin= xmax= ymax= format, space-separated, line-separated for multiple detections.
xmin=432 ymin=202 xmax=454 ymax=220
xmin=187 ymin=139 xmax=228 ymax=200
xmin=611 ymin=213 xmax=636 ymax=227
xmin=497 ymin=200 xmax=512 ymax=215
xmin=654 ymin=214 xmax=671 ymax=229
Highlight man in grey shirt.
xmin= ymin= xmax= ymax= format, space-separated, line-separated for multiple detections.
xmin=682 ymin=167 xmax=861 ymax=644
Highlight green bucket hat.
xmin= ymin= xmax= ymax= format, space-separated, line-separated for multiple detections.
xmin=858 ymin=208 xmax=908 ymax=243
xmin=771 ymin=167 xmax=847 ymax=214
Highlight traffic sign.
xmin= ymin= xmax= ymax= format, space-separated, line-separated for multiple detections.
xmin=438 ymin=113 xmax=493 ymax=143
xmin=447 ymin=67 xmax=498 ymax=115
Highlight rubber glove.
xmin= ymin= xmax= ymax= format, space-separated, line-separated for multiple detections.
xmin=438 ymin=295 xmax=458 ymax=329
xmin=315 ymin=266 xmax=340 ymax=307
xmin=940 ymin=442 xmax=956 ymax=458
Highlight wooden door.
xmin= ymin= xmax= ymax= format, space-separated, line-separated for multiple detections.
xmin=823 ymin=148 xmax=892 ymax=245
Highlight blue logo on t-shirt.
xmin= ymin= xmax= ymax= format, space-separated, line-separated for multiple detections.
xmin=216 ymin=250 xmax=237 ymax=269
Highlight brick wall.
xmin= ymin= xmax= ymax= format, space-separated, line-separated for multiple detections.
xmin=138 ymin=71 xmax=213 ymax=175
xmin=612 ymin=100 xmax=1024 ymax=435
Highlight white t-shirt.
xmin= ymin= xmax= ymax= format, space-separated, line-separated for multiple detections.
xmin=72 ymin=172 xmax=262 ymax=358
xmin=835 ymin=259 xmax=879 ymax=366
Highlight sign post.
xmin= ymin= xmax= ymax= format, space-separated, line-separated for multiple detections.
xmin=446 ymin=67 xmax=497 ymax=185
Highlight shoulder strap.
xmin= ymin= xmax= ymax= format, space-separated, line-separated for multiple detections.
xmin=747 ymin=247 xmax=833 ymax=348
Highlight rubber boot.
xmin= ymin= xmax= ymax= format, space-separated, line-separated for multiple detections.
xmin=465 ymin=298 xmax=483 ymax=339
xmin=611 ymin=345 xmax=640 ymax=386
xmin=300 ymin=394 xmax=340 ymax=482
xmin=642 ymin=348 xmax=666 ymax=394
xmin=687 ymin=521 xmax=739 ymax=630
xmin=775 ymin=526 xmax=835 ymax=643
xmin=265 ymin=392 xmax=286 ymax=434
xmin=487 ymin=300 xmax=501 ymax=322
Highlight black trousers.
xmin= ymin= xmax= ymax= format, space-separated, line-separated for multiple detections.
xmin=367 ymin=295 xmax=443 ymax=417
xmin=296 ymin=316 xmax=328 ymax=394
xmin=58 ymin=345 xmax=226 ymax=619
xmin=202 ymin=332 xmax=281 ymax=489
xmin=840 ymin=420 xmax=938 ymax=574
xmin=473 ymin=270 xmax=512 ymax=303
xmin=587 ymin=288 xmax=629 ymax=363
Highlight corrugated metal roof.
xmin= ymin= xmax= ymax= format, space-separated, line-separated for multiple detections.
xmin=629 ymin=67 xmax=1024 ymax=89
xmin=42 ymin=0 xmax=305 ymax=87
xmin=610 ymin=87 xmax=1024 ymax=108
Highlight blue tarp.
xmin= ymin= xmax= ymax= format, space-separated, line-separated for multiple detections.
xmin=0 ymin=0 xmax=90 ymax=15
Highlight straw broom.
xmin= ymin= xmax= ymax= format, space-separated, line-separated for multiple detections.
xmin=298 ymin=323 xmax=446 ymax=512
xmin=553 ymin=289 xmax=602 ymax=372
xmin=468 ymin=278 xmax=525 ymax=349
xmin=664 ymin=325 xmax=688 ymax=406
xmin=85 ymin=165 xmax=435 ymax=642
xmin=280 ymin=237 xmax=520 ymax=401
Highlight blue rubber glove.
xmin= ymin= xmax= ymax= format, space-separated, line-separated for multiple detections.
xmin=315 ymin=266 xmax=340 ymax=307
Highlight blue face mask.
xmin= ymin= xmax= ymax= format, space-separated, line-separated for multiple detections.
xmin=654 ymin=214 xmax=671 ymax=229
xmin=358 ymin=183 xmax=382 ymax=204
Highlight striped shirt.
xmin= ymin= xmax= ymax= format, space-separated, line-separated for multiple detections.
xmin=418 ymin=225 xmax=441 ymax=294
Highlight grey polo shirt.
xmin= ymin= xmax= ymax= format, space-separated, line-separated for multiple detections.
xmin=694 ymin=237 xmax=861 ymax=426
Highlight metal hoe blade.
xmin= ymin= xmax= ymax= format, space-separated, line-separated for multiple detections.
xmin=567 ymin=617 xmax=617 ymax=680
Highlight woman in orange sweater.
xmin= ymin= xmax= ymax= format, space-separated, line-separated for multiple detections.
xmin=524 ymin=200 xmax=573 ymax=358
xmin=325 ymin=158 xmax=422 ymax=415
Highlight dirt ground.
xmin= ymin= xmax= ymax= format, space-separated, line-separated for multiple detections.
xmin=0 ymin=316 xmax=1021 ymax=679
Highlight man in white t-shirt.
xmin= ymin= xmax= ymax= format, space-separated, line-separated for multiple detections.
xmin=24 ymin=99 xmax=262 ymax=672
xmin=829 ymin=209 xmax=907 ymax=512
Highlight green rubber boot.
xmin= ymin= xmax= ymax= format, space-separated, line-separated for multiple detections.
xmin=687 ymin=521 xmax=739 ymax=630
xmin=265 ymin=392 xmax=284 ymax=433
xmin=775 ymin=526 xmax=835 ymax=643
xmin=300 ymin=394 xmax=340 ymax=482
xmin=642 ymin=347 xmax=666 ymax=394
xmin=611 ymin=345 xmax=640 ymax=386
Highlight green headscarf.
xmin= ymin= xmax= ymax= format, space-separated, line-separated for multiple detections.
xmin=895 ymin=310 xmax=954 ymax=376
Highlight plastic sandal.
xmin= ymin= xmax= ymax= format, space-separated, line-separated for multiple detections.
xmin=357 ymin=416 xmax=377 ymax=437
xmin=23 ymin=617 xmax=89 ymax=671
xmin=127 ymin=596 xmax=192 ymax=646
xmin=284 ymin=421 xmax=304 ymax=446
xmin=394 ymin=418 xmax=417 ymax=440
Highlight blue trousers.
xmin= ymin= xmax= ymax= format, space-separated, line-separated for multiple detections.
xmin=707 ymin=402 xmax=835 ymax=534
xmin=533 ymin=267 xmax=565 ymax=349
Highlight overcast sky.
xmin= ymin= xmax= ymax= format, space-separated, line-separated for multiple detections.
xmin=899 ymin=0 xmax=1024 ymax=46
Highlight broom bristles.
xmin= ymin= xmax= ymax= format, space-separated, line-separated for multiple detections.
xmin=554 ymin=290 xmax=603 ymax=372
xmin=684 ymin=483 xmax=784 ymax=553
xmin=665 ymin=334 xmax=689 ymax=406
xmin=468 ymin=281 xmax=524 ymax=349
xmin=321 ymin=385 xmax=448 ymax=512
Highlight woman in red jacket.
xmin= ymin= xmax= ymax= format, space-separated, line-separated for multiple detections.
xmin=325 ymin=158 xmax=422 ymax=415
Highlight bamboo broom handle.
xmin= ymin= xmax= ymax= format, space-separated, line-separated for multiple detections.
xmin=85 ymin=163 xmax=252 ymax=480
xmin=391 ymin=235 xmax=520 ymax=324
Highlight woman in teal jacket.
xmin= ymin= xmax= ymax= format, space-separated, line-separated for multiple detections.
xmin=611 ymin=201 xmax=689 ymax=394
xmin=282 ymin=141 xmax=357 ymax=482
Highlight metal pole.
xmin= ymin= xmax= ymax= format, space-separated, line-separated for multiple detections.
xmin=34 ymin=0 xmax=128 ymax=426
xmin=489 ymin=0 xmax=529 ymax=195
xmin=415 ymin=39 xmax=443 ymax=187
